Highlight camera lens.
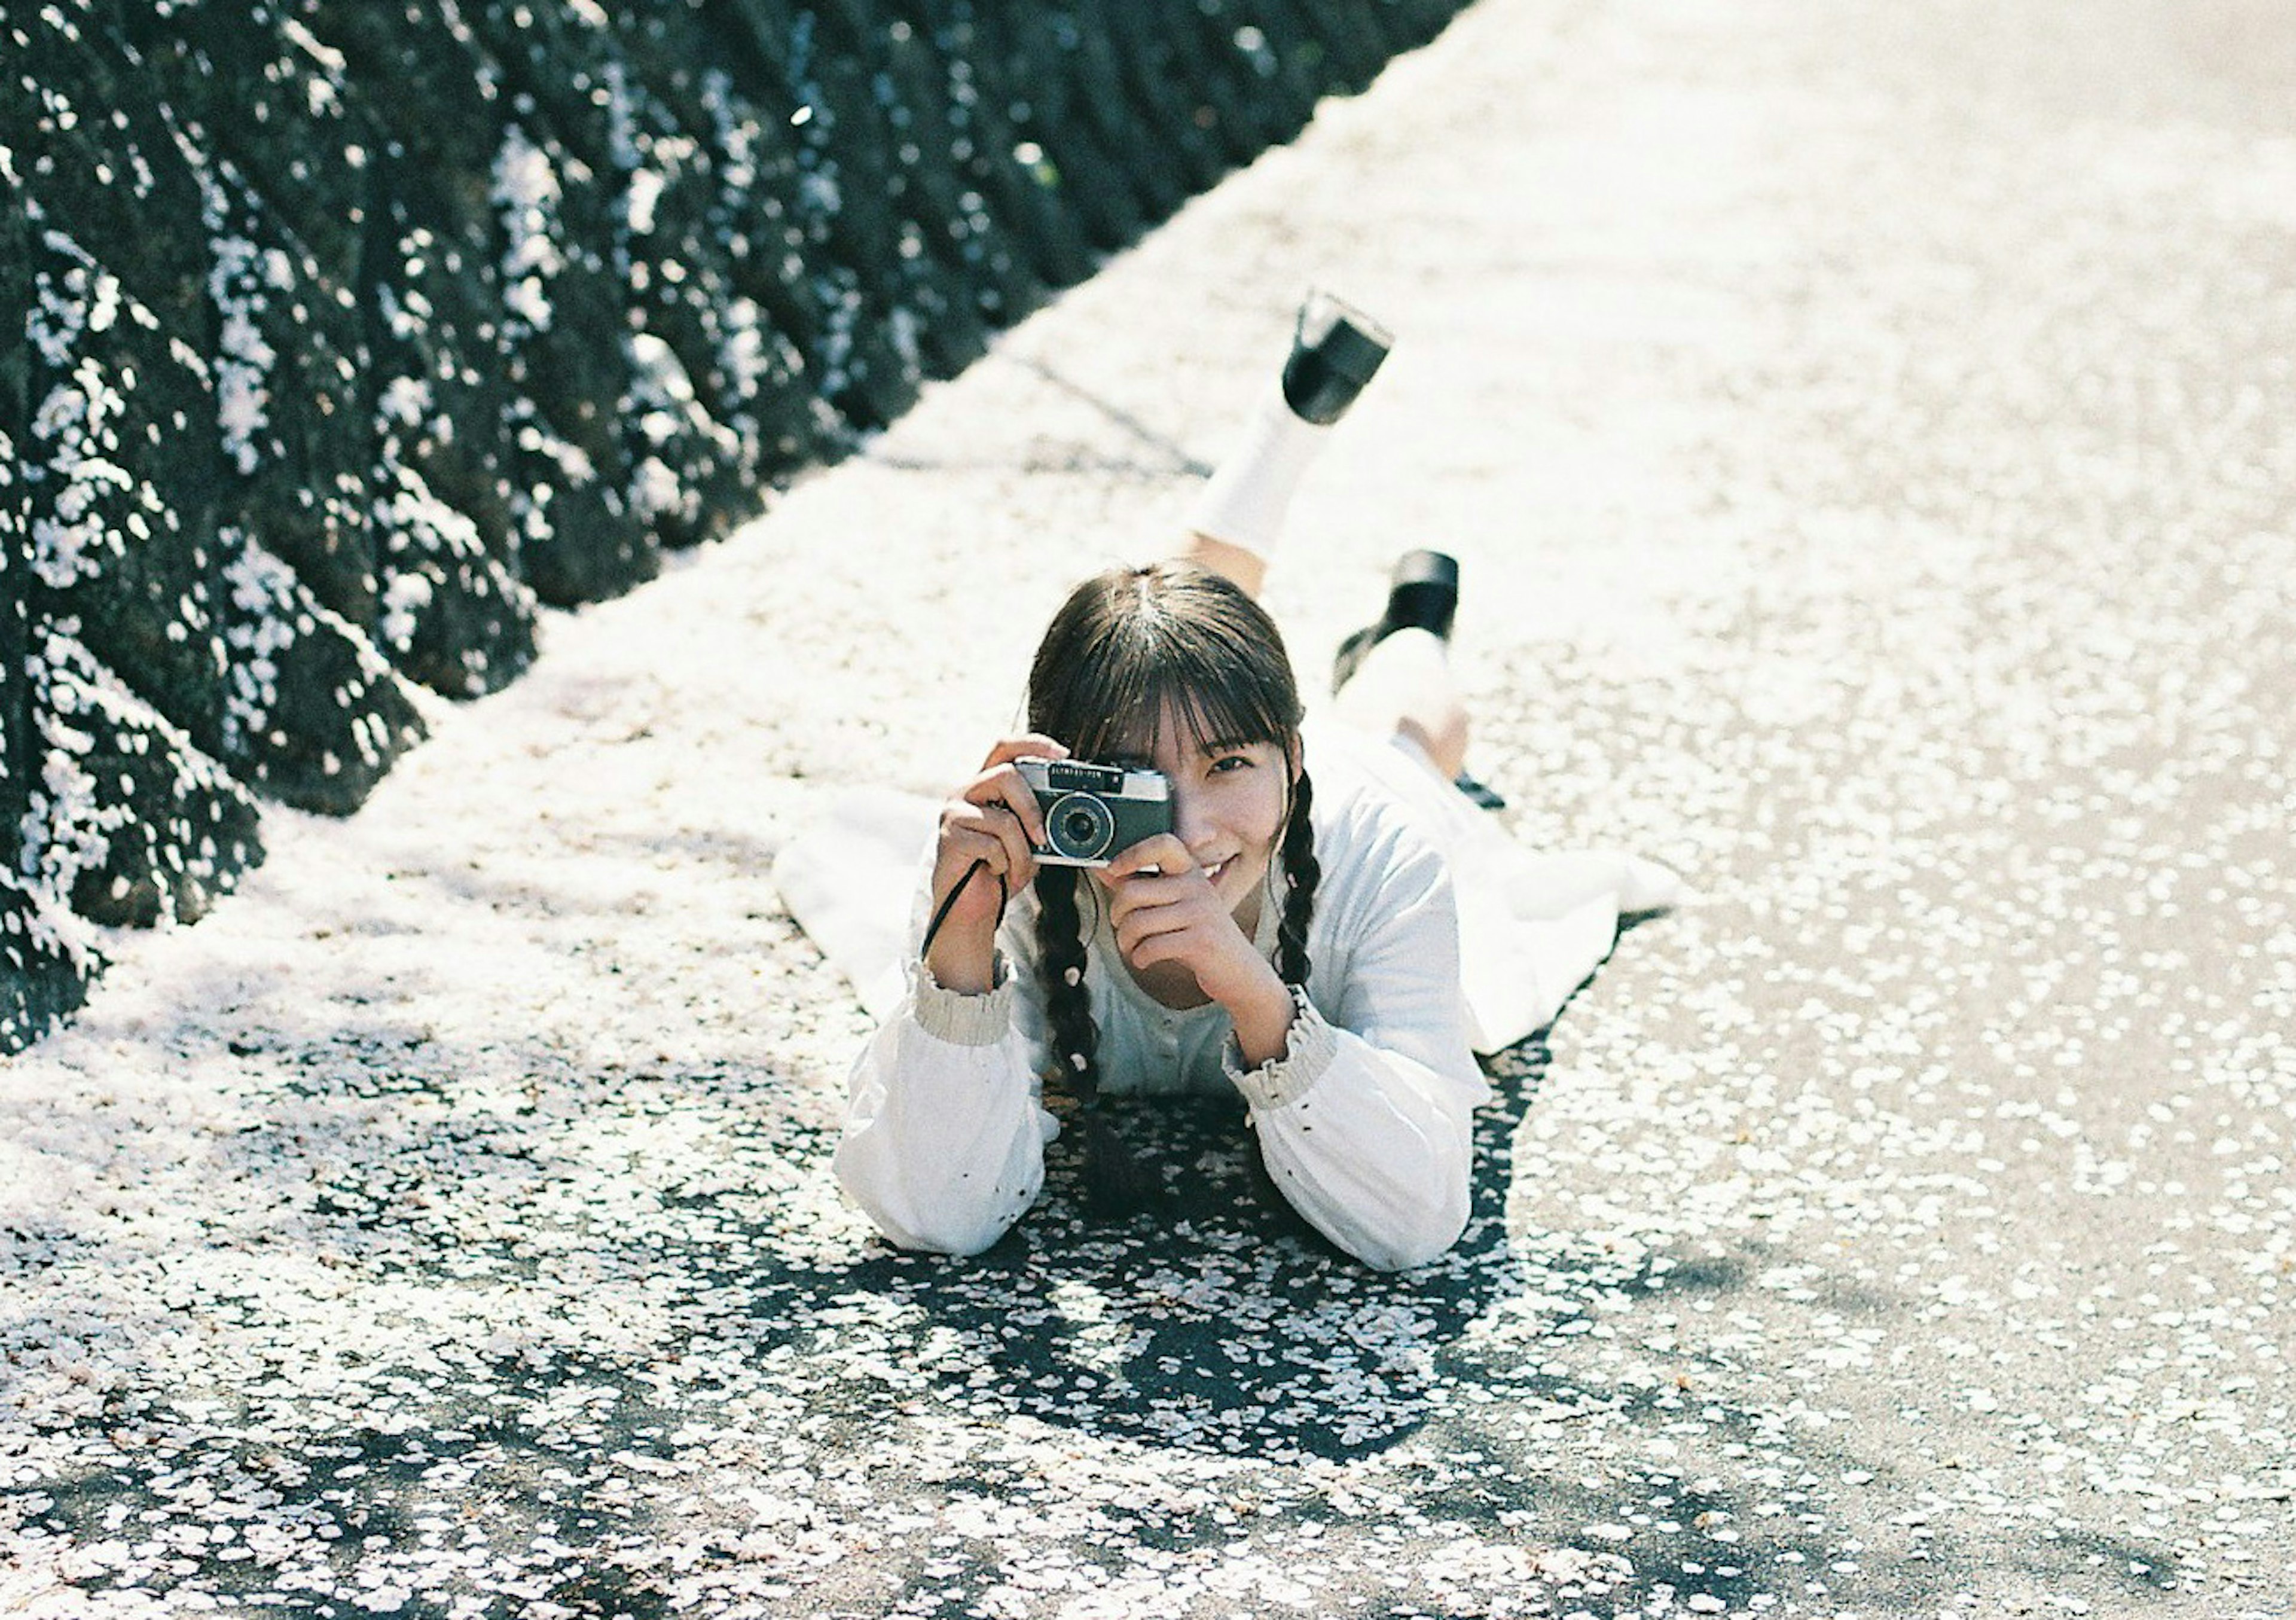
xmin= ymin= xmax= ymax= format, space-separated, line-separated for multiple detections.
xmin=1043 ymin=791 xmax=1115 ymax=861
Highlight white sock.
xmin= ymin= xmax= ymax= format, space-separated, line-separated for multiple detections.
xmin=1186 ymin=388 xmax=1329 ymax=562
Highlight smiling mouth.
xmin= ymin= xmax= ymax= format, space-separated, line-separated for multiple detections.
xmin=1202 ymin=859 xmax=1231 ymax=885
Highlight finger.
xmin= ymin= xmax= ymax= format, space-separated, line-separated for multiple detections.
xmin=1099 ymin=867 xmax=1143 ymax=920
xmin=985 ymin=801 xmax=1039 ymax=890
xmin=979 ymin=733 xmax=1070 ymax=770
xmin=957 ymin=768 xmax=1036 ymax=845
xmin=971 ymin=764 xmax=1051 ymax=850
xmin=1112 ymin=892 xmax=1181 ymax=942
xmin=950 ymin=801 xmax=1034 ymax=883
xmin=1113 ymin=904 xmax=1205 ymax=972
xmin=936 ymin=824 xmax=1009 ymax=888
xmin=1104 ymin=872 xmax=1197 ymax=939
xmin=1103 ymin=832 xmax=1193 ymax=882
xmin=941 ymin=800 xmax=1005 ymax=858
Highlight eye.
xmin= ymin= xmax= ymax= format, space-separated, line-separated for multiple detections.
xmin=1209 ymin=752 xmax=1254 ymax=774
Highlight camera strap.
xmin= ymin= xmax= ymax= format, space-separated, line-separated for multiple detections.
xmin=919 ymin=858 xmax=1007 ymax=962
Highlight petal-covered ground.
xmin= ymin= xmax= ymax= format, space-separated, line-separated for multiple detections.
xmin=4 ymin=0 xmax=2292 ymax=1615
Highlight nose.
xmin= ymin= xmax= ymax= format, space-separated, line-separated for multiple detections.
xmin=1169 ymin=782 xmax=1214 ymax=856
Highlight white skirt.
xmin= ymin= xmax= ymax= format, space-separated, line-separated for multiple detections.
xmin=1302 ymin=718 xmax=1679 ymax=1051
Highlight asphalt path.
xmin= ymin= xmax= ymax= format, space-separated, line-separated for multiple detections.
xmin=3 ymin=0 xmax=2291 ymax=1615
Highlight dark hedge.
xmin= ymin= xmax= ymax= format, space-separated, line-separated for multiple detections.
xmin=1 ymin=0 xmax=1468 ymax=1051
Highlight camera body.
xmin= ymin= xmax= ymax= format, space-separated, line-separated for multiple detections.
xmin=1016 ymin=757 xmax=1173 ymax=868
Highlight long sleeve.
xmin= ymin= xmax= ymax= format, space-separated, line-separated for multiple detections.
xmin=832 ymin=960 xmax=1057 ymax=1256
xmin=1228 ymin=825 xmax=1488 ymax=1272
xmin=826 ymin=743 xmax=1494 ymax=1270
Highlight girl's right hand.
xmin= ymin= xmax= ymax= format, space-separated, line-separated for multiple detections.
xmin=924 ymin=734 xmax=1068 ymax=994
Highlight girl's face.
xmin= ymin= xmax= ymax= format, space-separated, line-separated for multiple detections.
xmin=1115 ymin=700 xmax=1296 ymax=924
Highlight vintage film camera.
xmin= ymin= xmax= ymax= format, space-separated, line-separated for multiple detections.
xmin=1016 ymin=758 xmax=1173 ymax=868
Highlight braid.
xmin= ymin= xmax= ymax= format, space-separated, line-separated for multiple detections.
xmin=1245 ymin=764 xmax=1325 ymax=1224
xmin=1032 ymin=870 xmax=1159 ymax=1216
xmin=1032 ymin=868 xmax=1097 ymax=1099
xmin=1275 ymin=767 xmax=1320 ymax=990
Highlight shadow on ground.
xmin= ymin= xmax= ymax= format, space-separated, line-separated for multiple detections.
xmin=1 ymin=966 xmax=2182 ymax=1615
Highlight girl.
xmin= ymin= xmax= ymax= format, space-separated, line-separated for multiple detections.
xmin=812 ymin=295 xmax=1674 ymax=1271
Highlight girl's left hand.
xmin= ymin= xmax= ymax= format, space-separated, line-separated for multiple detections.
xmin=1097 ymin=835 xmax=1296 ymax=1064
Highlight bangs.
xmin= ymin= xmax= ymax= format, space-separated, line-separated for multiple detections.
xmin=1071 ymin=626 xmax=1288 ymax=761
xmin=1028 ymin=564 xmax=1303 ymax=766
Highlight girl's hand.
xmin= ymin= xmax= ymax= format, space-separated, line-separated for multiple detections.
xmin=1097 ymin=834 xmax=1296 ymax=1064
xmin=926 ymin=735 xmax=1067 ymax=994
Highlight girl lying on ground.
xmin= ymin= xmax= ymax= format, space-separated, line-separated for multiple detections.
xmin=803 ymin=295 xmax=1676 ymax=1270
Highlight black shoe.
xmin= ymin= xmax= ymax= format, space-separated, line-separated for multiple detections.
xmin=1331 ymin=549 xmax=1458 ymax=692
xmin=1283 ymin=291 xmax=1393 ymax=426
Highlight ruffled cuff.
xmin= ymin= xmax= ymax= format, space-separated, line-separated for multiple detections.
xmin=908 ymin=955 xmax=1014 ymax=1047
xmin=1225 ymin=986 xmax=1339 ymax=1109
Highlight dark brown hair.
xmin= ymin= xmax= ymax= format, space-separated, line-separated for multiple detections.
xmin=1025 ymin=562 xmax=1323 ymax=1214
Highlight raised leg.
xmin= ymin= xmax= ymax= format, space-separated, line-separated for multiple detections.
xmin=1330 ymin=626 xmax=1471 ymax=782
xmin=1175 ymin=530 xmax=1271 ymax=599
xmin=1179 ymin=291 xmax=1392 ymax=601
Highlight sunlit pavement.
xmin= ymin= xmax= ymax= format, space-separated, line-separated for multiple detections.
xmin=4 ymin=0 xmax=2291 ymax=1614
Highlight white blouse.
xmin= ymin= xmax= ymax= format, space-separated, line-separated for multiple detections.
xmin=832 ymin=744 xmax=1492 ymax=1271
